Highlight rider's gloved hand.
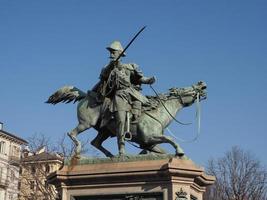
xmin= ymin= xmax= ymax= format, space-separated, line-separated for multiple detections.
xmin=148 ymin=76 xmax=156 ymax=84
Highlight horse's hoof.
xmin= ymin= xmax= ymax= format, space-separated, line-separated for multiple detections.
xmin=107 ymin=153 xmax=115 ymax=158
xmin=73 ymin=152 xmax=81 ymax=160
xmin=175 ymin=152 xmax=185 ymax=157
xmin=115 ymin=154 xmax=129 ymax=161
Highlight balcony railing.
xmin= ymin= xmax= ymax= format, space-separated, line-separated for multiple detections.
xmin=0 ymin=177 xmax=9 ymax=188
xmin=9 ymin=155 xmax=21 ymax=166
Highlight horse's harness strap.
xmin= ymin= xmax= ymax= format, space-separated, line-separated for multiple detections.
xmin=149 ymin=85 xmax=191 ymax=126
xmin=166 ymin=92 xmax=201 ymax=143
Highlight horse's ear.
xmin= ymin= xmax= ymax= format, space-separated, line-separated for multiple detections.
xmin=198 ymin=81 xmax=206 ymax=86
xmin=169 ymin=87 xmax=175 ymax=92
xmin=169 ymin=88 xmax=174 ymax=94
xmin=169 ymin=87 xmax=178 ymax=96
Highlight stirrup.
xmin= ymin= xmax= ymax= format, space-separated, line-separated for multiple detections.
xmin=131 ymin=118 xmax=139 ymax=123
xmin=124 ymin=131 xmax=132 ymax=141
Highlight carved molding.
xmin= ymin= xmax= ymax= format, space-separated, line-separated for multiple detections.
xmin=175 ymin=188 xmax=188 ymax=200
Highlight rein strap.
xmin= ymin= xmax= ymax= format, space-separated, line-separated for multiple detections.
xmin=149 ymin=85 xmax=191 ymax=125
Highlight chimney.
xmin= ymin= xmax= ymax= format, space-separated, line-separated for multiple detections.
xmin=22 ymin=146 xmax=30 ymax=158
xmin=36 ymin=146 xmax=46 ymax=154
xmin=0 ymin=122 xmax=3 ymax=131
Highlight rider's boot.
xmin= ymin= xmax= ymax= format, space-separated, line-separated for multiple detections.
xmin=116 ymin=111 xmax=127 ymax=157
xmin=176 ymin=146 xmax=185 ymax=157
xmin=132 ymin=101 xmax=141 ymax=123
xmin=131 ymin=114 xmax=139 ymax=123
xmin=118 ymin=139 xmax=125 ymax=155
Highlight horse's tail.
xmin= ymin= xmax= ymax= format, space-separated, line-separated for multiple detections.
xmin=46 ymin=86 xmax=87 ymax=105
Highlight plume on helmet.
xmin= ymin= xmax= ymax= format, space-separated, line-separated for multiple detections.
xmin=46 ymin=86 xmax=86 ymax=105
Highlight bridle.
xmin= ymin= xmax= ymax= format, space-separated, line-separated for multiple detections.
xmin=149 ymin=84 xmax=204 ymax=143
xmin=149 ymin=85 xmax=193 ymax=125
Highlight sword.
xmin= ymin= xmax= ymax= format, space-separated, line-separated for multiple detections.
xmin=114 ymin=26 xmax=146 ymax=63
xmin=92 ymin=26 xmax=146 ymax=94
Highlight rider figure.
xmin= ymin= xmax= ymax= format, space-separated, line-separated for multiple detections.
xmin=93 ymin=41 xmax=155 ymax=156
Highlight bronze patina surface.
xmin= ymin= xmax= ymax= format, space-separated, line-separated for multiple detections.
xmin=46 ymin=29 xmax=207 ymax=159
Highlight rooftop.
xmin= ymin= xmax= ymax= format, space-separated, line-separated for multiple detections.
xmin=0 ymin=129 xmax=28 ymax=145
xmin=22 ymin=151 xmax=63 ymax=162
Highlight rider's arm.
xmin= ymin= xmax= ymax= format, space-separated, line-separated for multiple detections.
xmin=131 ymin=63 xmax=155 ymax=85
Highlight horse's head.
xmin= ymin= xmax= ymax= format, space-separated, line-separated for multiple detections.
xmin=169 ymin=81 xmax=207 ymax=107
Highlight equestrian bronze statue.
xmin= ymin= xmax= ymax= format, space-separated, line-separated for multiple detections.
xmin=46 ymin=30 xmax=207 ymax=158
xmin=46 ymin=79 xmax=207 ymax=158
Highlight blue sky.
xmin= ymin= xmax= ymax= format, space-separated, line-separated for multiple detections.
xmin=1 ymin=0 xmax=266 ymax=166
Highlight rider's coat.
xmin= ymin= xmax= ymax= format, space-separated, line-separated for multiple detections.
xmin=98 ymin=62 xmax=149 ymax=112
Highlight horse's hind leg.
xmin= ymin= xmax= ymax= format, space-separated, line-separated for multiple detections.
xmin=139 ymin=144 xmax=166 ymax=155
xmin=149 ymin=135 xmax=184 ymax=157
xmin=68 ymin=123 xmax=90 ymax=157
xmin=91 ymin=130 xmax=114 ymax=158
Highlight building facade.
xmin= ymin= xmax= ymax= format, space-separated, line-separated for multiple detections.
xmin=0 ymin=122 xmax=28 ymax=200
xmin=19 ymin=147 xmax=63 ymax=200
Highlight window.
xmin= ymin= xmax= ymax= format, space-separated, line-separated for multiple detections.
xmin=0 ymin=167 xmax=3 ymax=178
xmin=30 ymin=180 xmax=35 ymax=190
xmin=31 ymin=166 xmax=36 ymax=174
xmin=19 ymin=167 xmax=23 ymax=174
xmin=12 ymin=145 xmax=20 ymax=157
xmin=10 ymin=170 xmax=15 ymax=182
xmin=18 ymin=181 xmax=21 ymax=190
xmin=30 ymin=193 xmax=34 ymax=200
xmin=0 ymin=141 xmax=6 ymax=154
xmin=8 ymin=193 xmax=13 ymax=200
xmin=45 ymin=164 xmax=50 ymax=173
xmin=44 ymin=180 xmax=49 ymax=189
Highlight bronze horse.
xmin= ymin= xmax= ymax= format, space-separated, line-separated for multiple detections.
xmin=47 ymin=81 xmax=207 ymax=158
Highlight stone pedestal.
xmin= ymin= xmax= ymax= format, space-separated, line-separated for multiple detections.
xmin=48 ymin=156 xmax=215 ymax=200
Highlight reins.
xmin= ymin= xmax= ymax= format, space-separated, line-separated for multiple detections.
xmin=149 ymin=85 xmax=191 ymax=125
xmin=149 ymin=85 xmax=202 ymax=143
xmin=166 ymin=92 xmax=201 ymax=143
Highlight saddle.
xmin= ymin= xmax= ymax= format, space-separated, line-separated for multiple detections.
xmin=98 ymin=93 xmax=167 ymax=132
xmin=142 ymin=94 xmax=168 ymax=111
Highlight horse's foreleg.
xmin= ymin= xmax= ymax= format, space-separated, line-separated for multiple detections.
xmin=91 ymin=131 xmax=114 ymax=158
xmin=68 ymin=123 xmax=90 ymax=157
xmin=149 ymin=135 xmax=184 ymax=157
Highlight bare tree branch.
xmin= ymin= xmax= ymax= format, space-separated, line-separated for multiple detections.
xmin=204 ymin=146 xmax=267 ymax=200
xmin=19 ymin=133 xmax=95 ymax=200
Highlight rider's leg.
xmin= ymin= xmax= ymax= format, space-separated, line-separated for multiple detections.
xmin=115 ymin=111 xmax=126 ymax=155
xmin=132 ymin=101 xmax=141 ymax=123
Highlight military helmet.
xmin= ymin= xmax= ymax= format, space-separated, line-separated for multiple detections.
xmin=106 ymin=41 xmax=126 ymax=56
